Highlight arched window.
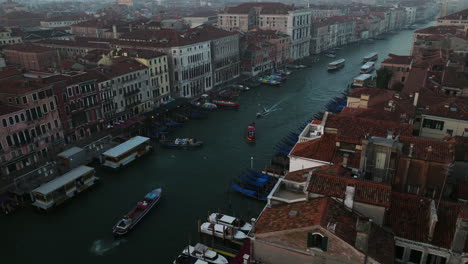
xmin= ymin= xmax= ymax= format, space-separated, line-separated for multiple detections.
xmin=307 ymin=233 xmax=328 ymax=251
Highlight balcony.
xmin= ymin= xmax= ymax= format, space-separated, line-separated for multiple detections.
xmin=127 ymin=100 xmax=142 ymax=108
xmin=124 ymin=88 xmax=140 ymax=97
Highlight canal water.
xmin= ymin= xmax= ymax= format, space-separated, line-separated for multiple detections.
xmin=3 ymin=23 xmax=432 ymax=263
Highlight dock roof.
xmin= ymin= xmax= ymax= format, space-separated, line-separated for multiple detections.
xmin=32 ymin=166 xmax=94 ymax=195
xmin=103 ymin=136 xmax=149 ymax=158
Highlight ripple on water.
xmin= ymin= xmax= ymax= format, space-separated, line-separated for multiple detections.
xmin=90 ymin=239 xmax=126 ymax=256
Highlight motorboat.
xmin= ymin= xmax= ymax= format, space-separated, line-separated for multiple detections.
xmin=160 ymin=138 xmax=203 ymax=148
xmin=173 ymin=254 xmax=209 ymax=264
xmin=112 ymin=188 xmax=162 ymax=237
xmin=360 ymin=61 xmax=375 ymax=74
xmin=208 ymin=213 xmax=253 ymax=232
xmin=325 ymin=53 xmax=336 ymax=58
xmin=363 ymin=52 xmax=378 ymax=62
xmin=327 ymin=59 xmax=345 ymax=71
xmin=200 ymin=222 xmax=247 ymax=240
xmin=211 ymin=99 xmax=240 ymax=107
xmin=246 ymin=123 xmax=256 ymax=142
xmin=181 ymin=244 xmax=228 ymax=264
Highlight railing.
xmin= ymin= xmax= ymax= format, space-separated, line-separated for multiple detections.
xmin=124 ymin=88 xmax=140 ymax=97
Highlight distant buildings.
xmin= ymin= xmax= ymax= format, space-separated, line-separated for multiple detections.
xmin=3 ymin=44 xmax=60 ymax=72
xmin=437 ymin=8 xmax=468 ymax=26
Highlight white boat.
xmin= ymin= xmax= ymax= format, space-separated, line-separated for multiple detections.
xmin=327 ymin=59 xmax=345 ymax=71
xmin=353 ymin=74 xmax=373 ymax=87
xmin=363 ymin=52 xmax=378 ymax=62
xmin=325 ymin=53 xmax=336 ymax=58
xmin=208 ymin=213 xmax=253 ymax=232
xmin=173 ymin=254 xmax=209 ymax=264
xmin=200 ymin=222 xmax=247 ymax=240
xmin=181 ymin=244 xmax=228 ymax=264
xmin=360 ymin=61 xmax=375 ymax=74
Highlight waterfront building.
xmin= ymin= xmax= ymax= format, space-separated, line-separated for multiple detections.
xmin=437 ymin=8 xmax=468 ymax=26
xmin=0 ymin=27 xmax=22 ymax=46
xmin=0 ymin=78 xmax=64 ymax=176
xmin=39 ymin=15 xmax=89 ymax=28
xmin=95 ymin=59 xmax=153 ymax=123
xmin=380 ymin=54 xmax=413 ymax=90
xmin=309 ymin=5 xmax=344 ymax=18
xmin=240 ymin=37 xmax=275 ymax=77
xmin=50 ymin=72 xmax=104 ymax=144
xmin=246 ymin=29 xmax=290 ymax=70
xmin=404 ymin=6 xmax=417 ymax=26
xmin=183 ymin=10 xmax=218 ymax=28
xmin=250 ymin=196 xmax=394 ymax=264
xmin=36 ymin=39 xmax=111 ymax=61
xmin=218 ymin=2 xmax=311 ymax=60
xmin=70 ymin=19 xmax=133 ymax=39
xmin=114 ymin=48 xmax=171 ymax=106
xmin=2 ymin=44 xmax=60 ymax=72
xmin=116 ymin=29 xmax=214 ymax=98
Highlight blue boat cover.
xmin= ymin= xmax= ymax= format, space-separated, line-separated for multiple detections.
xmin=145 ymin=193 xmax=157 ymax=199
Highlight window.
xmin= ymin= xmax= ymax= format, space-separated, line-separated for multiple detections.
xmin=409 ymin=249 xmax=422 ymax=264
xmin=426 ymin=253 xmax=446 ymax=264
xmin=446 ymin=129 xmax=453 ymax=136
xmin=49 ymin=101 xmax=55 ymax=110
xmin=14 ymin=115 xmax=19 ymax=123
xmin=2 ymin=119 xmax=7 ymax=127
xmin=407 ymin=184 xmax=420 ymax=195
xmin=307 ymin=233 xmax=328 ymax=251
xmin=395 ymin=245 xmax=405 ymax=261
xmin=375 ymin=152 xmax=387 ymax=169
xmin=9 ymin=117 xmax=13 ymax=125
xmin=22 ymin=96 xmax=27 ymax=104
xmin=422 ymin=119 xmax=444 ymax=130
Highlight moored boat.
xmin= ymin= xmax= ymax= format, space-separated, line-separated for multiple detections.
xmin=112 ymin=188 xmax=162 ymax=237
xmin=160 ymin=138 xmax=203 ymax=148
xmin=208 ymin=213 xmax=253 ymax=232
xmin=363 ymin=52 xmax=378 ymax=62
xmin=360 ymin=61 xmax=375 ymax=74
xmin=327 ymin=59 xmax=345 ymax=71
xmin=181 ymin=244 xmax=228 ymax=264
xmin=200 ymin=222 xmax=247 ymax=240
xmin=173 ymin=254 xmax=209 ymax=264
xmin=246 ymin=123 xmax=256 ymax=142
xmin=353 ymin=74 xmax=374 ymax=87
xmin=211 ymin=99 xmax=240 ymax=107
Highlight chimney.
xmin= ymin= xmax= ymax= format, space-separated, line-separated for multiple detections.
xmin=344 ymin=185 xmax=355 ymax=210
xmin=112 ymin=25 xmax=117 ymax=39
xmin=428 ymin=200 xmax=438 ymax=241
xmin=408 ymin=143 xmax=414 ymax=157
xmin=413 ymin=92 xmax=419 ymax=106
xmin=451 ymin=209 xmax=468 ymax=253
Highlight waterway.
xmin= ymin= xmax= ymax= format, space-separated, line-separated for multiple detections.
xmin=3 ymin=22 xmax=432 ymax=263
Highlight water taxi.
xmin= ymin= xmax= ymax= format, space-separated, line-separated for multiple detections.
xmin=102 ymin=136 xmax=152 ymax=169
xmin=327 ymin=59 xmax=346 ymax=71
xmin=246 ymin=123 xmax=256 ymax=142
xmin=208 ymin=213 xmax=253 ymax=232
xmin=200 ymin=222 xmax=247 ymax=240
xmin=211 ymin=99 xmax=240 ymax=107
xmin=360 ymin=61 xmax=375 ymax=74
xmin=180 ymin=243 xmax=228 ymax=264
xmin=31 ymin=166 xmax=98 ymax=211
xmin=363 ymin=52 xmax=378 ymax=62
xmin=112 ymin=188 xmax=162 ymax=237
xmin=353 ymin=74 xmax=374 ymax=87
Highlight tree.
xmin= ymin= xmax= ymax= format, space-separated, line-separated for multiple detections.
xmin=376 ymin=68 xmax=393 ymax=89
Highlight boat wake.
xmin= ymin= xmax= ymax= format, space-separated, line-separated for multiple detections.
xmin=257 ymin=98 xmax=286 ymax=118
xmin=90 ymin=239 xmax=126 ymax=256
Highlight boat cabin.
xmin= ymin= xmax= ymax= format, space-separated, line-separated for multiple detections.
xmin=363 ymin=52 xmax=378 ymax=62
xmin=102 ymin=136 xmax=151 ymax=169
xmin=31 ymin=166 xmax=97 ymax=210
xmin=353 ymin=74 xmax=374 ymax=87
xmin=360 ymin=61 xmax=375 ymax=74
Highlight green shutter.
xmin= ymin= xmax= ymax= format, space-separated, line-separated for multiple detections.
xmin=321 ymin=236 xmax=328 ymax=251
xmin=307 ymin=232 xmax=314 ymax=248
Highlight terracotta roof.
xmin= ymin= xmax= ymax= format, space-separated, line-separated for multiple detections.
xmin=325 ymin=114 xmax=413 ymax=144
xmin=36 ymin=39 xmax=110 ymax=50
xmin=442 ymin=68 xmax=468 ymax=89
xmin=42 ymin=14 xmax=88 ymax=22
xmin=420 ymin=96 xmax=468 ymax=122
xmin=255 ymin=197 xmax=394 ymax=263
xmin=0 ymin=79 xmax=49 ymax=94
xmin=284 ymin=168 xmax=313 ymax=182
xmin=95 ymin=59 xmax=147 ymax=78
xmin=438 ymin=8 xmax=468 ymax=20
xmin=399 ymin=136 xmax=454 ymax=163
xmin=0 ymin=104 xmax=23 ymax=116
xmin=308 ymin=165 xmax=392 ymax=207
xmin=381 ymin=53 xmax=413 ymax=65
xmin=415 ymin=25 xmax=461 ymax=35
xmin=289 ymin=133 xmax=337 ymax=162
xmin=0 ymin=67 xmax=22 ymax=80
xmin=454 ymin=136 xmax=468 ymax=161
xmin=386 ymin=191 xmax=468 ymax=251
xmin=3 ymin=44 xmax=56 ymax=53
xmin=402 ymin=68 xmax=427 ymax=95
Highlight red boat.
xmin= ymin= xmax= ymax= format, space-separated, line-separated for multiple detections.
xmin=246 ymin=123 xmax=256 ymax=142
xmin=212 ymin=99 xmax=240 ymax=107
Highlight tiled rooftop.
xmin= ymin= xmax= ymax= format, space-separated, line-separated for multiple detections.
xmin=0 ymin=66 xmax=22 ymax=80
xmin=399 ymin=136 xmax=454 ymax=163
xmin=438 ymin=8 xmax=468 ymax=20
xmin=96 ymin=59 xmax=147 ymax=78
xmin=3 ymin=44 xmax=56 ymax=53
xmin=415 ymin=25 xmax=461 ymax=35
xmin=289 ymin=133 xmax=337 ymax=162
xmin=117 ymin=48 xmax=166 ymax=59
xmin=0 ymin=79 xmax=49 ymax=94
xmin=308 ymin=165 xmax=392 ymax=207
xmin=0 ymin=104 xmax=23 ymax=116
xmin=420 ymin=96 xmax=468 ymax=121
xmin=223 ymin=2 xmax=295 ymax=15
xmin=381 ymin=53 xmax=413 ymax=65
